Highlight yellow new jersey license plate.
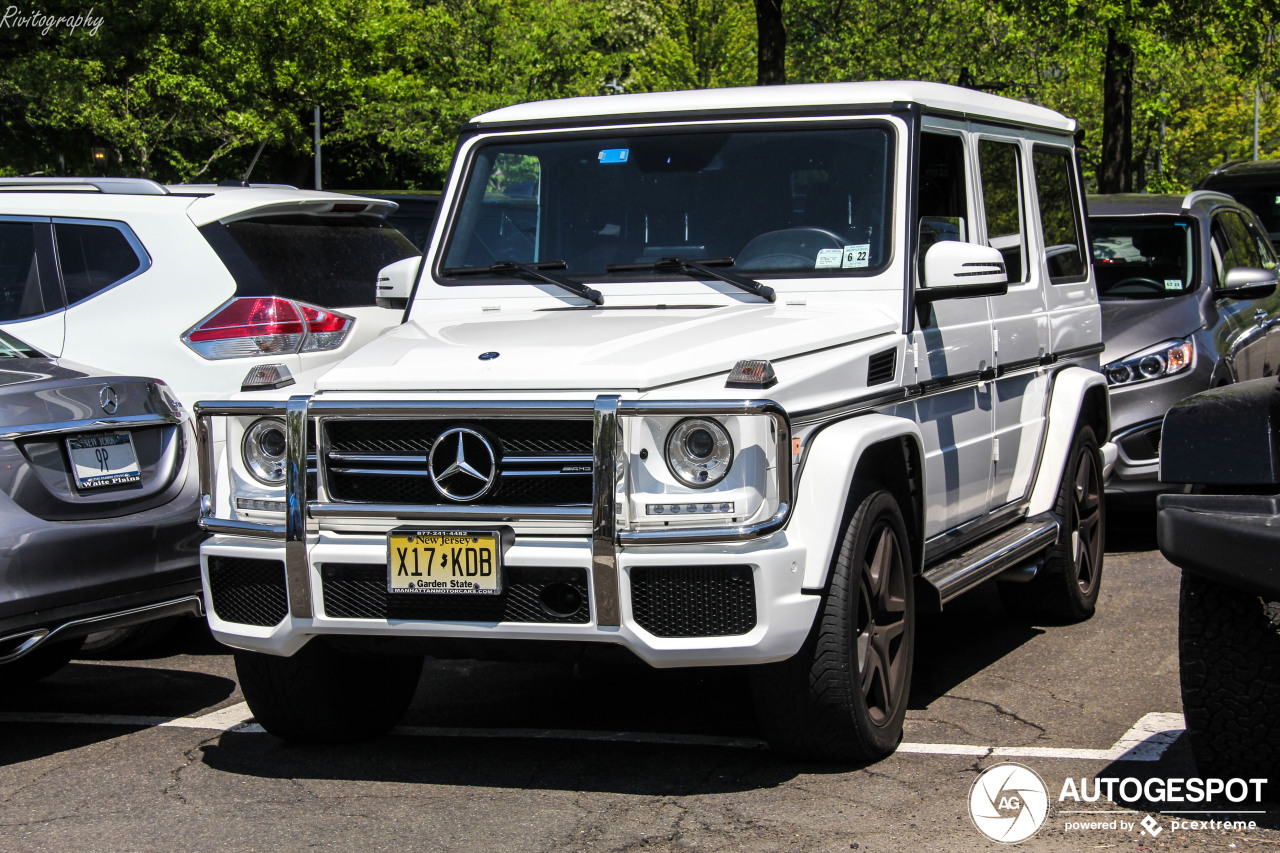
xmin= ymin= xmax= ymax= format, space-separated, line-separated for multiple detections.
xmin=387 ymin=530 xmax=502 ymax=595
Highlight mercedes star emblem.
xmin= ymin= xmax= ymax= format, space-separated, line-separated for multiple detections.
xmin=99 ymin=385 xmax=119 ymax=415
xmin=428 ymin=427 xmax=498 ymax=501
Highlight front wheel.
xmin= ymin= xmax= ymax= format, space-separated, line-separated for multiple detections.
xmin=235 ymin=640 xmax=423 ymax=742
xmin=751 ymin=484 xmax=915 ymax=762
xmin=1180 ymin=572 xmax=1280 ymax=780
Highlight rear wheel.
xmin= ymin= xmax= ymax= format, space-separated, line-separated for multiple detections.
xmin=235 ymin=640 xmax=423 ymax=742
xmin=752 ymin=484 xmax=915 ymax=762
xmin=1000 ymin=424 xmax=1104 ymax=622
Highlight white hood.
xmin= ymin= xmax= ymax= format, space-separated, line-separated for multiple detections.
xmin=316 ymin=302 xmax=898 ymax=392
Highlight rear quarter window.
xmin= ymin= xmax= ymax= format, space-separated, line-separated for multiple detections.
xmin=53 ymin=220 xmax=150 ymax=305
xmin=200 ymin=214 xmax=419 ymax=307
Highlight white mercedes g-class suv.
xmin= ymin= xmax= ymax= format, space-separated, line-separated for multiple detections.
xmin=196 ymin=82 xmax=1110 ymax=761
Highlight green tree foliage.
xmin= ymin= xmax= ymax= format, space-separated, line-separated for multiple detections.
xmin=1 ymin=0 xmax=1278 ymax=192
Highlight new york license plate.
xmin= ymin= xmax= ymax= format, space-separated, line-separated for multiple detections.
xmin=387 ymin=529 xmax=502 ymax=595
xmin=65 ymin=432 xmax=141 ymax=490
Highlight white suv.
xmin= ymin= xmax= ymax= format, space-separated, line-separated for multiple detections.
xmin=0 ymin=179 xmax=419 ymax=410
xmin=196 ymin=82 xmax=1112 ymax=761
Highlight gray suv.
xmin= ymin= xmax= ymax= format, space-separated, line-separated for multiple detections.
xmin=1089 ymin=191 xmax=1280 ymax=499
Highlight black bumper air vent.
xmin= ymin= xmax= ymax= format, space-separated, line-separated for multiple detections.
xmin=630 ymin=565 xmax=757 ymax=638
xmin=320 ymin=564 xmax=591 ymax=624
xmin=1119 ymin=423 xmax=1162 ymax=463
xmin=207 ymin=556 xmax=288 ymax=627
xmin=867 ymin=348 xmax=896 ymax=386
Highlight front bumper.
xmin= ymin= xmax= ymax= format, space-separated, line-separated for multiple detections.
xmin=201 ymin=530 xmax=820 ymax=666
xmin=1157 ymin=493 xmax=1280 ymax=599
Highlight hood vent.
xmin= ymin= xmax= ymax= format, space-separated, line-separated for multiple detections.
xmin=867 ymin=348 xmax=896 ymax=386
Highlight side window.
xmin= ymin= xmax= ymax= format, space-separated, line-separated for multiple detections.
xmin=917 ymin=133 xmax=969 ymax=275
xmin=978 ymin=139 xmax=1027 ymax=283
xmin=1032 ymin=146 xmax=1087 ymax=283
xmin=0 ymin=221 xmax=45 ymax=320
xmin=52 ymin=221 xmax=149 ymax=306
xmin=1220 ymin=210 xmax=1264 ymax=274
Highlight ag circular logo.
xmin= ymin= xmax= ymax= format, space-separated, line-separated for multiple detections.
xmin=968 ymin=762 xmax=1049 ymax=843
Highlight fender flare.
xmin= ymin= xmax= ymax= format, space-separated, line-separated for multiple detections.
xmin=790 ymin=413 xmax=924 ymax=590
xmin=1027 ymin=366 xmax=1110 ymax=517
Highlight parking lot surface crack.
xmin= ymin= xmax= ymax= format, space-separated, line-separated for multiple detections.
xmin=946 ymin=693 xmax=1048 ymax=739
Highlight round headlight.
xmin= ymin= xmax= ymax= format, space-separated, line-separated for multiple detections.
xmin=1105 ymin=364 xmax=1132 ymax=386
xmin=242 ymin=418 xmax=287 ymax=485
xmin=665 ymin=418 xmax=733 ymax=488
xmin=1138 ymin=354 xmax=1166 ymax=378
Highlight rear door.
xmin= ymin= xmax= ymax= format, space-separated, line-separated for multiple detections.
xmin=973 ymin=134 xmax=1051 ymax=510
xmin=0 ymin=217 xmax=64 ymax=355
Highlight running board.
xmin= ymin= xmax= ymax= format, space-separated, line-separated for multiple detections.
xmin=918 ymin=514 xmax=1060 ymax=611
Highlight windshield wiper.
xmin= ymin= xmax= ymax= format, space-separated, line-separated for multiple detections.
xmin=443 ymin=260 xmax=603 ymax=305
xmin=605 ymin=257 xmax=775 ymax=303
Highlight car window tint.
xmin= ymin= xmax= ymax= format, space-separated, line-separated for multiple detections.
xmin=978 ymin=139 xmax=1027 ymax=283
xmin=917 ymin=133 xmax=969 ymax=279
xmin=0 ymin=221 xmax=46 ymax=320
xmin=1089 ymin=216 xmax=1195 ymax=298
xmin=1219 ymin=210 xmax=1263 ymax=271
xmin=442 ymin=125 xmax=895 ymax=277
xmin=53 ymin=222 xmax=148 ymax=305
xmin=1032 ymin=147 xmax=1086 ymax=282
xmin=201 ymin=215 xmax=419 ymax=307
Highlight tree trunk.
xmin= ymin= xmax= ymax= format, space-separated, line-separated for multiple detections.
xmin=1099 ymin=27 xmax=1134 ymax=193
xmin=755 ymin=0 xmax=786 ymax=86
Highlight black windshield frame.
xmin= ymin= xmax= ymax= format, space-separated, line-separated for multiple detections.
xmin=434 ymin=119 xmax=898 ymax=287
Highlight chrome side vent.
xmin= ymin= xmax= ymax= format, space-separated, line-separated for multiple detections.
xmin=867 ymin=349 xmax=896 ymax=385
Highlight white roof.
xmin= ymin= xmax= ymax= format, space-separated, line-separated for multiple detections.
xmin=171 ymin=186 xmax=396 ymax=226
xmin=473 ymin=81 xmax=1075 ymax=133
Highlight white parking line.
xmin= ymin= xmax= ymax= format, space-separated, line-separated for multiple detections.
xmin=0 ymin=705 xmax=1186 ymax=761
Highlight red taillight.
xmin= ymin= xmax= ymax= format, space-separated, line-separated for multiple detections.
xmin=183 ymin=297 xmax=353 ymax=360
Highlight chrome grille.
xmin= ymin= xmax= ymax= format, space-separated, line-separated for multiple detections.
xmin=323 ymin=418 xmax=594 ymax=506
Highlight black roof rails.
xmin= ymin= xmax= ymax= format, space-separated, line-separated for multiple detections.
xmin=0 ymin=177 xmax=169 ymax=195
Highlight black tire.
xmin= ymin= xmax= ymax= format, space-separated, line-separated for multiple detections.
xmin=0 ymin=637 xmax=85 ymax=685
xmin=999 ymin=424 xmax=1104 ymax=622
xmin=235 ymin=640 xmax=423 ymax=742
xmin=751 ymin=483 xmax=915 ymax=762
xmin=1180 ymin=571 xmax=1280 ymax=780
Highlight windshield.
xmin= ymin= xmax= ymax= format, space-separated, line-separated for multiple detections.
xmin=200 ymin=214 xmax=419 ymax=307
xmin=441 ymin=124 xmax=894 ymax=280
xmin=0 ymin=328 xmax=40 ymax=358
xmin=1090 ymin=216 xmax=1196 ymax=299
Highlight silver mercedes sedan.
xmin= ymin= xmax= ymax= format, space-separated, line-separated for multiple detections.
xmin=0 ymin=328 xmax=202 ymax=683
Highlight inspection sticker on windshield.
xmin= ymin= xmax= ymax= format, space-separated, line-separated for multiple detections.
xmin=1165 ymin=279 xmax=1183 ymax=290
xmin=815 ymin=248 xmax=843 ymax=269
xmin=843 ymin=244 xmax=871 ymax=269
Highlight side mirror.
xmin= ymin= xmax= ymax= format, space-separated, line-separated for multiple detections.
xmin=1218 ymin=266 xmax=1278 ymax=300
xmin=918 ymin=241 xmax=1009 ymax=303
xmin=375 ymin=256 xmax=421 ymax=310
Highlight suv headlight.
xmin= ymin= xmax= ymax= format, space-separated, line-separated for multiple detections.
xmin=665 ymin=418 xmax=733 ymax=488
xmin=622 ymin=410 xmax=783 ymax=531
xmin=1104 ymin=337 xmax=1194 ymax=387
xmin=241 ymin=417 xmax=287 ymax=485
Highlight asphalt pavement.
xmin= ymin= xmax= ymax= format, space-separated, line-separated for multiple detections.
xmin=1 ymin=511 xmax=1275 ymax=852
